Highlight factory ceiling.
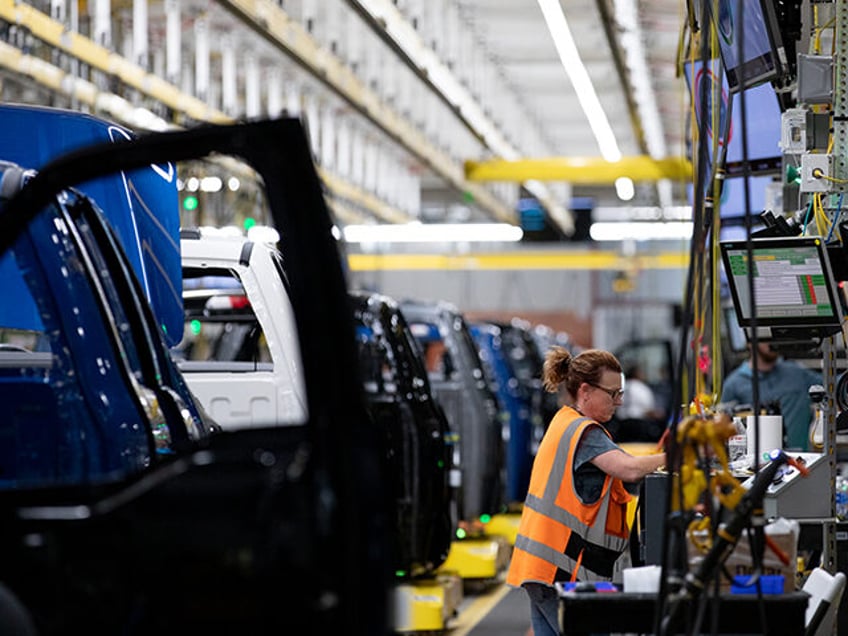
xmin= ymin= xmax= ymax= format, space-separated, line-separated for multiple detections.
xmin=0 ymin=0 xmax=696 ymax=238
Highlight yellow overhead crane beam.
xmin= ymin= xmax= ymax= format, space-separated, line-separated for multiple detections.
xmin=348 ymin=250 xmax=689 ymax=272
xmin=464 ymin=156 xmax=693 ymax=184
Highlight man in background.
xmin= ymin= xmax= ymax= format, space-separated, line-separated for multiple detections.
xmin=618 ymin=364 xmax=663 ymax=422
xmin=721 ymin=342 xmax=822 ymax=451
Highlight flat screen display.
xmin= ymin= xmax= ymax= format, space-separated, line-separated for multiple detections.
xmin=719 ymin=174 xmax=778 ymax=219
xmin=714 ymin=0 xmax=785 ymax=92
xmin=724 ymin=305 xmax=749 ymax=352
xmin=684 ymin=59 xmax=782 ymax=176
xmin=720 ymin=236 xmax=844 ymax=339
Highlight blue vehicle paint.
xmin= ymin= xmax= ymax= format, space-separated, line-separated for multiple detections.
xmin=0 ymin=118 xmax=391 ymax=634
xmin=0 ymin=104 xmax=183 ymax=345
xmin=0 ymin=166 xmax=193 ymax=486
xmin=470 ymin=321 xmax=536 ymax=505
xmin=403 ymin=300 xmax=506 ymax=523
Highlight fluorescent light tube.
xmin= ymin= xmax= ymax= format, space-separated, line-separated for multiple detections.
xmin=589 ymin=222 xmax=693 ymax=241
xmin=342 ymin=223 xmax=524 ymax=243
xmin=537 ymin=0 xmax=622 ymax=162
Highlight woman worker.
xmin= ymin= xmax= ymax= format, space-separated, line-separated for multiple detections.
xmin=506 ymin=346 xmax=667 ymax=636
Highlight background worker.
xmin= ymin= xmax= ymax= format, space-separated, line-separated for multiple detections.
xmin=618 ymin=364 xmax=662 ymax=422
xmin=722 ymin=342 xmax=822 ymax=451
xmin=608 ymin=363 xmax=667 ymax=443
xmin=506 ymin=346 xmax=666 ymax=636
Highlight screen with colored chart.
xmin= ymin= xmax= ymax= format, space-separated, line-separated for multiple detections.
xmin=720 ymin=236 xmax=844 ymax=337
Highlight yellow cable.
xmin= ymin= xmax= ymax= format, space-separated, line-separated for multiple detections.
xmin=813 ymin=194 xmax=830 ymax=236
xmin=813 ymin=17 xmax=835 ymax=55
xmin=712 ymin=208 xmax=722 ymax=402
xmin=813 ymin=170 xmax=848 ymax=185
xmin=813 ymin=5 xmax=820 ymax=54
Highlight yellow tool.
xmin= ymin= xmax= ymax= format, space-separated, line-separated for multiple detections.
xmin=675 ymin=412 xmax=747 ymax=549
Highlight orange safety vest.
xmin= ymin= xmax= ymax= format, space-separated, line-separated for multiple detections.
xmin=506 ymin=408 xmax=632 ymax=586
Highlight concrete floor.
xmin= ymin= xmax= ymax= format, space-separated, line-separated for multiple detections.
xmin=448 ymin=583 xmax=532 ymax=636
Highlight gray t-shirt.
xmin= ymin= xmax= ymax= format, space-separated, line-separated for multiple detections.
xmin=573 ymin=425 xmax=622 ymax=503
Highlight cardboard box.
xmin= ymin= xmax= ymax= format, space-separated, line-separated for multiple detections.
xmin=688 ymin=518 xmax=799 ymax=593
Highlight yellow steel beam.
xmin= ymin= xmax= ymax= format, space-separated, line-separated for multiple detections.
xmin=347 ymin=250 xmax=689 ymax=272
xmin=464 ymin=156 xmax=693 ymax=184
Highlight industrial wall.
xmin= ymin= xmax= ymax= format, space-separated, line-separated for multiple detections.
xmin=347 ymin=244 xmax=689 ymax=350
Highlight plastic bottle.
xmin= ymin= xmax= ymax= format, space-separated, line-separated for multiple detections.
xmin=728 ymin=416 xmax=747 ymax=465
xmin=835 ymin=476 xmax=848 ymax=520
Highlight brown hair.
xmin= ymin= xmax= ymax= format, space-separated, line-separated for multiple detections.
xmin=542 ymin=346 xmax=622 ymax=397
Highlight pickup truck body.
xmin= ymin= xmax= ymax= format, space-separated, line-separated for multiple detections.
xmin=0 ymin=119 xmax=389 ymax=634
xmin=176 ymin=231 xmax=307 ymax=428
xmin=350 ymin=291 xmax=453 ymax=577
xmin=471 ymin=321 xmax=545 ymax=505
xmin=0 ymin=162 xmax=208 ymax=488
xmin=175 ymin=233 xmax=454 ymax=579
xmin=0 ymin=103 xmax=184 ymax=346
xmin=400 ymin=300 xmax=505 ymax=524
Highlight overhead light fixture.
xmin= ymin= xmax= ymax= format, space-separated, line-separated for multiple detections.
xmin=614 ymin=177 xmax=635 ymax=201
xmin=613 ymin=0 xmax=666 ymax=159
xmin=589 ymin=221 xmax=693 ymax=241
xmin=200 ymin=176 xmax=223 ymax=192
xmin=247 ymin=225 xmax=281 ymax=244
xmin=593 ymin=205 xmax=693 ymax=221
xmin=351 ymin=0 xmax=573 ymax=235
xmin=342 ymin=223 xmax=524 ymax=244
xmin=537 ymin=0 xmax=622 ymax=162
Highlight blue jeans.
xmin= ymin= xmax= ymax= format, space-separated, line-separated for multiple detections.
xmin=523 ymin=582 xmax=560 ymax=636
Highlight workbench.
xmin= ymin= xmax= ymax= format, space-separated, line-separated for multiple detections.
xmin=560 ymin=590 xmax=809 ymax=635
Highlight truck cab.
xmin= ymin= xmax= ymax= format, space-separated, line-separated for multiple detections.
xmin=175 ymin=229 xmax=307 ymax=429
xmin=0 ymin=118 xmax=390 ymax=633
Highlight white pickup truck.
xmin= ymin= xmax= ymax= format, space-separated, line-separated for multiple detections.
xmin=176 ymin=230 xmax=459 ymax=595
xmin=175 ymin=228 xmax=307 ymax=428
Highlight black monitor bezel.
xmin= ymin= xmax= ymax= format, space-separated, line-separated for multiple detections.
xmin=719 ymin=236 xmax=844 ymax=338
xmin=713 ymin=0 xmax=787 ymax=93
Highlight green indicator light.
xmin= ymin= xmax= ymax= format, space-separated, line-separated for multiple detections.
xmin=183 ymin=195 xmax=198 ymax=211
xmin=161 ymin=323 xmax=168 ymax=335
xmin=480 ymin=514 xmax=491 ymax=524
xmin=190 ymin=319 xmax=202 ymax=336
xmin=395 ymin=570 xmax=406 ymax=578
xmin=786 ymin=164 xmax=802 ymax=185
xmin=243 ymin=217 xmax=257 ymax=231
xmin=456 ymin=528 xmax=467 ymax=539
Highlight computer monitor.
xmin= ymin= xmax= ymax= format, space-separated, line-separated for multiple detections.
xmin=712 ymin=0 xmax=787 ymax=93
xmin=723 ymin=304 xmax=750 ymax=353
xmin=683 ymin=59 xmax=782 ymax=180
xmin=719 ymin=236 xmax=845 ymax=341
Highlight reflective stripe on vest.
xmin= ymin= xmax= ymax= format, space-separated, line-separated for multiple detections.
xmin=518 ymin=415 xmax=628 ymax=581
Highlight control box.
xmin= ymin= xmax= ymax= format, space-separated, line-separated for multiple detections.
xmin=741 ymin=452 xmax=832 ymax=519
xmin=800 ymin=153 xmax=832 ymax=193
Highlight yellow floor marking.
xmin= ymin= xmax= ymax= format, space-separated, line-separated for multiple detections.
xmin=447 ymin=582 xmax=512 ymax=636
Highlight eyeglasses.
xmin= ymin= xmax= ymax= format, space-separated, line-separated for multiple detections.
xmin=588 ymin=382 xmax=625 ymax=401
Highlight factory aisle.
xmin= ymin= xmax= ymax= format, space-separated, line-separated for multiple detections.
xmin=449 ymin=583 xmax=532 ymax=636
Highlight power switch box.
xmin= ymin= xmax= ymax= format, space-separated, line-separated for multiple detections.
xmin=807 ymin=112 xmax=831 ymax=151
xmin=781 ymin=108 xmax=807 ymax=154
xmin=800 ymin=153 xmax=832 ymax=192
xmin=797 ymin=54 xmax=833 ymax=104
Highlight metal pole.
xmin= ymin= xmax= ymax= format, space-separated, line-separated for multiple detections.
xmin=822 ymin=335 xmax=837 ymax=573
